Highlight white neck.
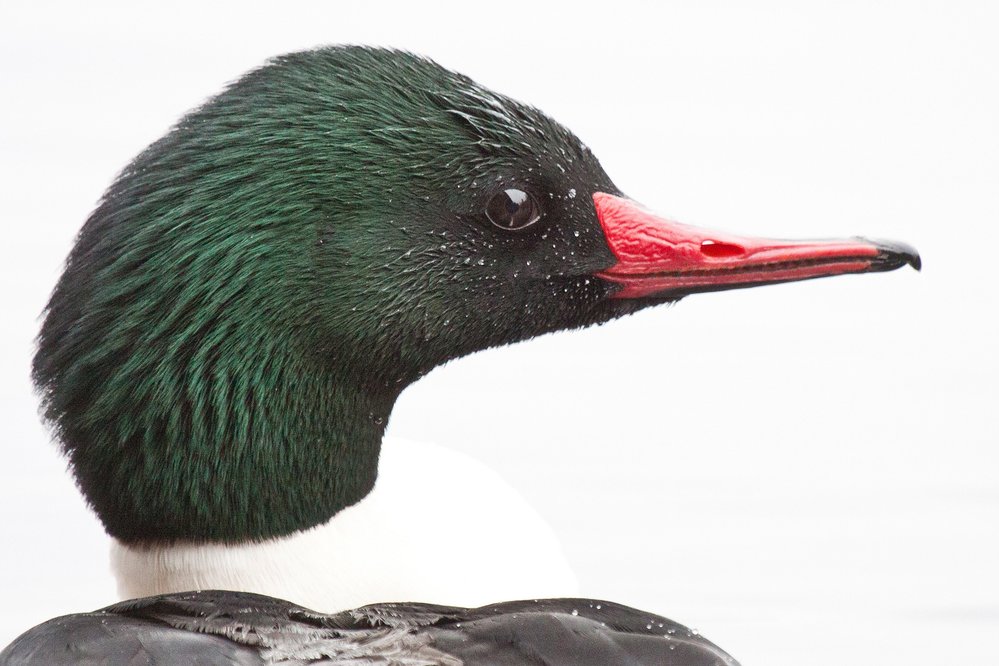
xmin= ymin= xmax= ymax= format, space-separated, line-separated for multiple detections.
xmin=110 ymin=438 xmax=578 ymax=611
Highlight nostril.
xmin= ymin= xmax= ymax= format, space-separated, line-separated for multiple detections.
xmin=700 ymin=240 xmax=745 ymax=258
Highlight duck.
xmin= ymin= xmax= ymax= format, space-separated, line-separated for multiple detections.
xmin=1 ymin=46 xmax=918 ymax=664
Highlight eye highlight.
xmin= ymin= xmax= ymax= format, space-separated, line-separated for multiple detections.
xmin=485 ymin=188 xmax=542 ymax=231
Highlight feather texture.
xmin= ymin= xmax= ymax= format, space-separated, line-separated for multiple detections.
xmin=1 ymin=591 xmax=738 ymax=666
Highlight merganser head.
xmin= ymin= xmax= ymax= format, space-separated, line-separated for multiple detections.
xmin=33 ymin=46 xmax=919 ymax=545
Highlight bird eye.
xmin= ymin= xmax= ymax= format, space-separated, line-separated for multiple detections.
xmin=485 ymin=189 xmax=541 ymax=231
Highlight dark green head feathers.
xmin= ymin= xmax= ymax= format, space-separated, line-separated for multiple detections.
xmin=33 ymin=47 xmax=643 ymax=543
xmin=34 ymin=46 xmax=920 ymax=545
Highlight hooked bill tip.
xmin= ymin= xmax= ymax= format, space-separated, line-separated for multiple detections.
xmin=861 ymin=237 xmax=922 ymax=272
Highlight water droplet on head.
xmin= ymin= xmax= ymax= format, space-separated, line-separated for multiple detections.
xmin=568 ymin=188 xmax=577 ymax=199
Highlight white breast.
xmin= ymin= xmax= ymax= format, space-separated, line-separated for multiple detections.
xmin=111 ymin=438 xmax=579 ymax=611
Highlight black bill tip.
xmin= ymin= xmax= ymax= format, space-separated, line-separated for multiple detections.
xmin=859 ymin=237 xmax=922 ymax=272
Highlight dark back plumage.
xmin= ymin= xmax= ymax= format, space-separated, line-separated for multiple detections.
xmin=1 ymin=590 xmax=738 ymax=665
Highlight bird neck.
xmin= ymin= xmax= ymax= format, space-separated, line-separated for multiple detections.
xmin=109 ymin=438 xmax=580 ymax=611
xmin=74 ymin=321 xmax=402 ymax=544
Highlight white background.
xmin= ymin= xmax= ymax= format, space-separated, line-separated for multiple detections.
xmin=1 ymin=2 xmax=997 ymax=663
